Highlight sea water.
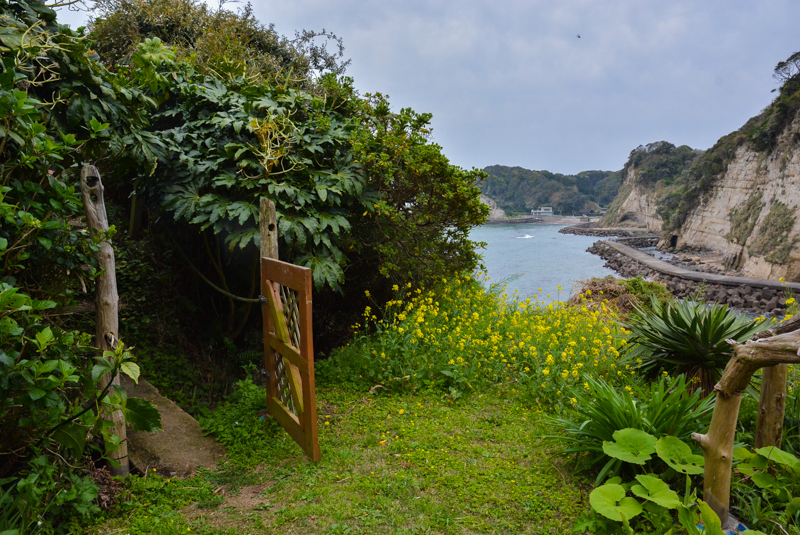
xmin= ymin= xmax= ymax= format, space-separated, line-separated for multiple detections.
xmin=470 ymin=223 xmax=617 ymax=302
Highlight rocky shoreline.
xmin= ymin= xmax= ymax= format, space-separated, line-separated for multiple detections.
xmin=588 ymin=240 xmax=799 ymax=317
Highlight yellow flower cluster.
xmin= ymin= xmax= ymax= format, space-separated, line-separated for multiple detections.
xmin=344 ymin=274 xmax=628 ymax=406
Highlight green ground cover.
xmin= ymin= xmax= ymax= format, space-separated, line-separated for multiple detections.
xmin=79 ymin=276 xmax=800 ymax=534
xmin=89 ymin=384 xmax=586 ymax=534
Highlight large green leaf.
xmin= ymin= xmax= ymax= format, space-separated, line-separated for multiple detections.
xmin=785 ymin=496 xmax=800 ymax=518
xmin=677 ymin=505 xmax=702 ymax=535
xmin=697 ymin=500 xmax=725 ymax=535
xmin=51 ymin=422 xmax=89 ymax=453
xmin=655 ymin=436 xmax=704 ymax=474
xmin=123 ymin=398 xmax=162 ymax=433
xmin=589 ymin=483 xmax=643 ymax=522
xmin=602 ymin=428 xmax=657 ymax=465
xmin=630 ymin=474 xmax=681 ymax=509
xmin=754 ymin=446 xmax=798 ymax=466
xmin=750 ymin=472 xmax=777 ymax=489
xmin=120 ymin=361 xmax=141 ymax=384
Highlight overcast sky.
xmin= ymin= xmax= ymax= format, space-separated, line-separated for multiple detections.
xmin=56 ymin=1 xmax=800 ymax=175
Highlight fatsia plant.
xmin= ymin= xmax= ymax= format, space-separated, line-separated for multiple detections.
xmin=127 ymin=39 xmax=371 ymax=292
xmin=620 ymin=296 xmax=769 ymax=396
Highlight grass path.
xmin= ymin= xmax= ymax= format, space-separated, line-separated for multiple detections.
xmin=91 ymin=385 xmax=587 ymax=534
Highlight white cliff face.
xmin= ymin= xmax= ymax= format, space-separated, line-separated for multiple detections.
xmin=676 ymin=120 xmax=800 ymax=280
xmin=480 ymin=194 xmax=507 ymax=220
xmin=615 ymin=167 xmax=664 ymax=232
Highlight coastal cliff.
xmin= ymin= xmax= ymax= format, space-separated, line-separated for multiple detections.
xmin=677 ymin=133 xmax=800 ymax=280
xmin=600 ymin=55 xmax=800 ymax=281
xmin=601 ymin=141 xmax=700 ymax=231
xmin=608 ymin=166 xmax=665 ymax=232
xmin=480 ymin=194 xmax=507 ymax=220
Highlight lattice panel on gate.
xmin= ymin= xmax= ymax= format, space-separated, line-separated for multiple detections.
xmin=273 ymin=350 xmax=294 ymax=414
xmin=261 ymin=257 xmax=320 ymax=461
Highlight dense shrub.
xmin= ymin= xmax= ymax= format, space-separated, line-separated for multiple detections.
xmin=0 ymin=2 xmax=161 ymax=530
xmin=570 ymin=276 xmax=673 ymax=316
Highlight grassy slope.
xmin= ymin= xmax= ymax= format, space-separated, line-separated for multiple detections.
xmin=90 ymin=385 xmax=586 ymax=534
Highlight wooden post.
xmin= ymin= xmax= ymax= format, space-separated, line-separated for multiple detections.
xmin=80 ymin=165 xmax=129 ymax=476
xmin=259 ymin=197 xmax=279 ymax=261
xmin=752 ymin=316 xmax=800 ymax=449
xmin=693 ymin=329 xmax=800 ymax=528
xmin=755 ymin=364 xmax=788 ymax=449
xmin=692 ymin=392 xmax=742 ymax=529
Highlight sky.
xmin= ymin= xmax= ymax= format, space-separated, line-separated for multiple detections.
xmin=55 ymin=1 xmax=800 ymax=175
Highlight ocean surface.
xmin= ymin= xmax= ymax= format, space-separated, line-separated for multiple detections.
xmin=470 ymin=223 xmax=617 ymax=302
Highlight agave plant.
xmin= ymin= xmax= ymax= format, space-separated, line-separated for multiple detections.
xmin=620 ymin=297 xmax=770 ymax=395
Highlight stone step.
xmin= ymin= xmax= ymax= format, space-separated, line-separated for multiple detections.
xmin=121 ymin=376 xmax=225 ymax=478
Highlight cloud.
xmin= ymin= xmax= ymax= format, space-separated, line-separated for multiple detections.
xmin=57 ymin=0 xmax=800 ymax=173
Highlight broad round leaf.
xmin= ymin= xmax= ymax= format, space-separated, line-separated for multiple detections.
xmin=750 ymin=472 xmax=777 ymax=489
xmin=631 ymin=474 xmax=681 ymax=509
xmin=754 ymin=446 xmax=798 ymax=466
xmin=589 ymin=483 xmax=643 ymax=522
xmin=655 ymin=436 xmax=704 ymax=474
xmin=602 ymin=428 xmax=657 ymax=465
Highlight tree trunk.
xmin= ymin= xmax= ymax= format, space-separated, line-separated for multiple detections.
xmin=80 ymin=165 xmax=129 ymax=476
xmin=755 ymin=363 xmax=788 ymax=449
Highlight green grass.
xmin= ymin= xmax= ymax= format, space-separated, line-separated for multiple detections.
xmin=89 ymin=384 xmax=587 ymax=534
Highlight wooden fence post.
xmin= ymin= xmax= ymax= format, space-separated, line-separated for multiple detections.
xmin=755 ymin=363 xmax=788 ymax=448
xmin=693 ymin=325 xmax=800 ymax=528
xmin=260 ymin=197 xmax=279 ymax=261
xmin=80 ymin=165 xmax=129 ymax=476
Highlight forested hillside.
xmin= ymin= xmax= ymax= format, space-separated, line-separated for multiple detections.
xmin=480 ymin=165 xmax=621 ymax=215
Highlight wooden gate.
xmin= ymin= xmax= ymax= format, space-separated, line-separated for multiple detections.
xmin=261 ymin=256 xmax=321 ymax=461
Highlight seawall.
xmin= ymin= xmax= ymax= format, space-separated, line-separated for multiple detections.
xmin=588 ymin=240 xmax=800 ymax=317
xmin=559 ymin=223 xmax=654 ymax=238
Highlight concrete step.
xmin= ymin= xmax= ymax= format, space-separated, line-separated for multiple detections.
xmin=121 ymin=376 xmax=226 ymax=478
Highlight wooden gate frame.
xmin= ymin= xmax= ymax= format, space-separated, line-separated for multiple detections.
xmin=261 ymin=257 xmax=321 ymax=461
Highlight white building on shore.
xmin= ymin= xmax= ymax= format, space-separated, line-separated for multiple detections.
xmin=530 ymin=206 xmax=554 ymax=217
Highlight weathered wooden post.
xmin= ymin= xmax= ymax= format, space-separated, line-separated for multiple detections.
xmin=752 ymin=317 xmax=800 ymax=449
xmin=259 ymin=197 xmax=279 ymax=261
xmin=692 ymin=322 xmax=800 ymax=529
xmin=80 ymin=165 xmax=129 ymax=476
xmin=754 ymin=363 xmax=788 ymax=448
